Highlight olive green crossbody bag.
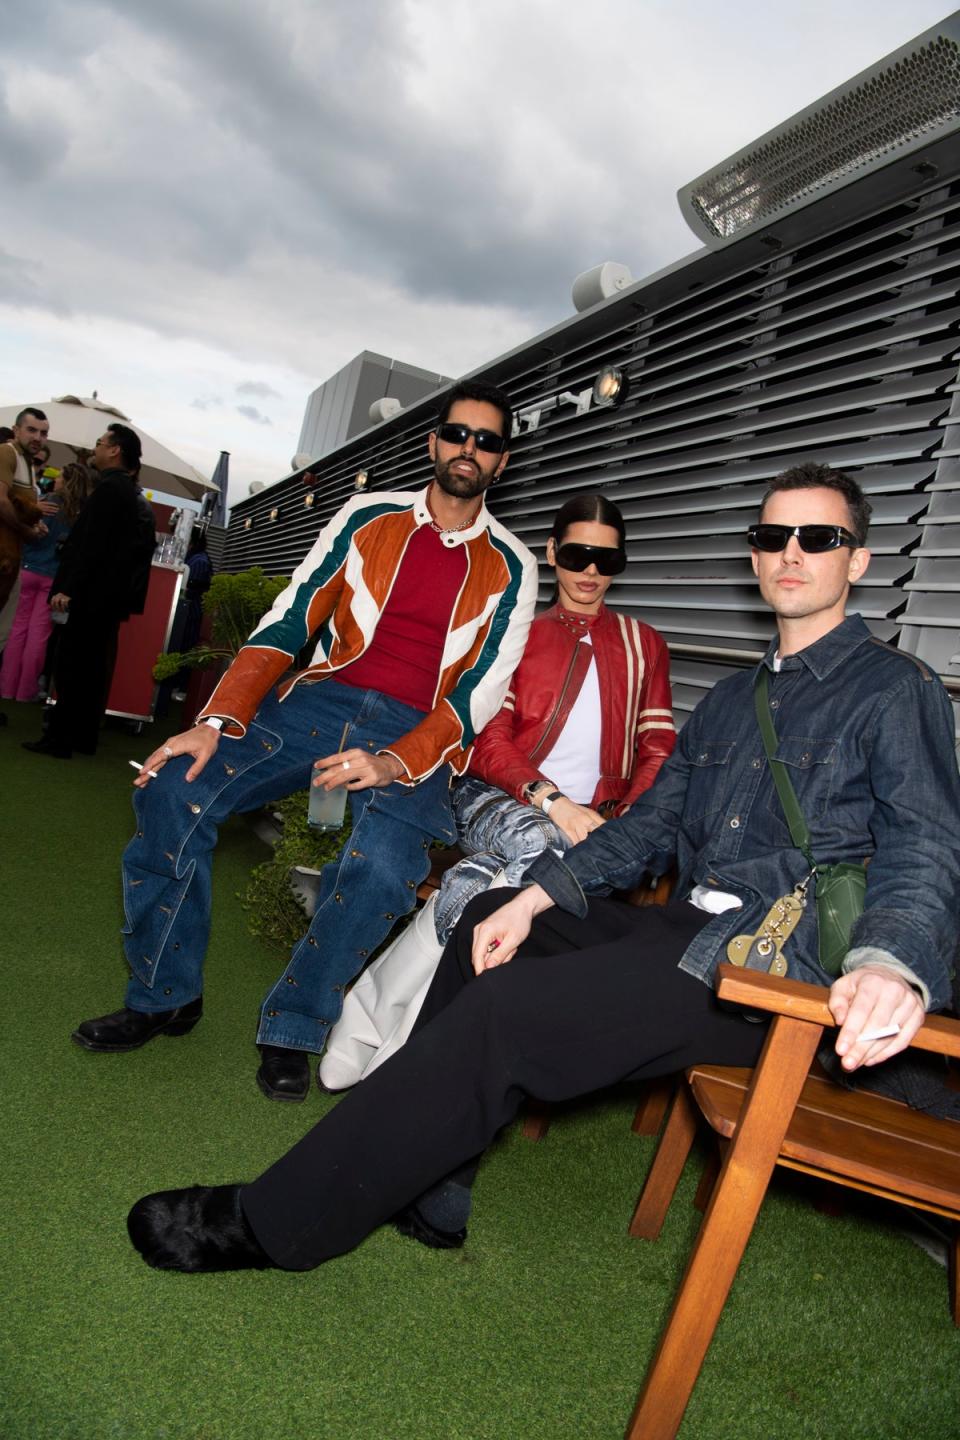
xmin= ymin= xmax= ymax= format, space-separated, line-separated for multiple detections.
xmin=754 ymin=670 xmax=866 ymax=977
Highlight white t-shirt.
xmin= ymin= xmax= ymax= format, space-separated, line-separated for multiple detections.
xmin=539 ymin=640 xmax=602 ymax=805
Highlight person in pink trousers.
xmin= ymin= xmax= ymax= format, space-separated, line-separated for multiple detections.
xmin=0 ymin=462 xmax=93 ymax=702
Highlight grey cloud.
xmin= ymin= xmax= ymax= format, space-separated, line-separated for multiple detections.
xmin=0 ymin=247 xmax=50 ymax=307
xmin=86 ymin=0 xmax=638 ymax=312
xmin=1 ymin=0 xmax=947 ymax=378
xmin=191 ymin=396 xmax=223 ymax=411
xmin=237 ymin=404 xmax=271 ymax=426
xmin=0 ymin=87 xmax=69 ymax=183
xmin=237 ymin=381 xmax=281 ymax=399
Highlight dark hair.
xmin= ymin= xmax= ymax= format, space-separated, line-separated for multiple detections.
xmin=15 ymin=406 xmax=47 ymax=426
xmin=107 ymin=422 xmax=142 ymax=473
xmin=550 ymin=492 xmax=626 ymax=549
xmin=437 ymin=380 xmax=512 ymax=442
xmin=59 ymin=462 xmax=95 ymax=525
xmin=547 ymin=493 xmax=626 ymax=603
xmin=0 ymin=426 xmax=13 ymax=443
xmin=760 ymin=462 xmax=871 ymax=545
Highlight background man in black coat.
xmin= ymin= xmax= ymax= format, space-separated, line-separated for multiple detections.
xmin=23 ymin=423 xmax=156 ymax=759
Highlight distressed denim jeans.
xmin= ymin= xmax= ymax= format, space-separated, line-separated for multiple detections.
xmin=121 ymin=680 xmax=455 ymax=1052
xmin=432 ymin=776 xmax=569 ymax=944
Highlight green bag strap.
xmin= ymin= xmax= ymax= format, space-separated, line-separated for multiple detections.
xmin=754 ymin=669 xmax=815 ymax=870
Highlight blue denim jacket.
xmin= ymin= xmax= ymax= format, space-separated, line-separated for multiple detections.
xmin=526 ymin=615 xmax=960 ymax=1009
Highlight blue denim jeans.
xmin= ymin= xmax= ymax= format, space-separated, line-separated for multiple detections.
xmin=121 ymin=680 xmax=455 ymax=1052
xmin=433 ymin=776 xmax=569 ymax=944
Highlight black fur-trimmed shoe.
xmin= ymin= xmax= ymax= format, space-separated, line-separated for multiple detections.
xmin=393 ymin=1203 xmax=467 ymax=1250
xmin=127 ymin=1184 xmax=274 ymax=1272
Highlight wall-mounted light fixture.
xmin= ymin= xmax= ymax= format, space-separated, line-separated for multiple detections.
xmin=592 ymin=364 xmax=629 ymax=408
xmin=269 ymin=507 xmax=279 ymax=522
xmin=243 ymin=517 xmax=252 ymax=531
xmin=303 ymin=492 xmax=315 ymax=508
xmin=355 ymin=469 xmax=370 ymax=490
xmin=514 ymin=387 xmax=593 ymax=435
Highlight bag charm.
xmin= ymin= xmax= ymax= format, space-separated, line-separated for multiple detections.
xmin=726 ymin=873 xmax=811 ymax=977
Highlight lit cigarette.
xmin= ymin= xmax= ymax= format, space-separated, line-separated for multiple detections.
xmin=129 ymin=760 xmax=159 ymax=779
xmin=857 ymin=1022 xmax=900 ymax=1043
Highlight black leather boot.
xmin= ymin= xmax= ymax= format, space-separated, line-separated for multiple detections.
xmin=71 ymin=998 xmax=203 ymax=1052
xmin=256 ymin=1044 xmax=310 ymax=1101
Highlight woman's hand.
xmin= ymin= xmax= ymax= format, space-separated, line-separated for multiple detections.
xmin=548 ymin=796 xmax=606 ymax=845
xmin=469 ymin=884 xmax=552 ymax=975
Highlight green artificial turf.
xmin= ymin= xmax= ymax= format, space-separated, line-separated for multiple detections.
xmin=2 ymin=699 xmax=959 ymax=1439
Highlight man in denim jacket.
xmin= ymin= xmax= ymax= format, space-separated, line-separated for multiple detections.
xmin=127 ymin=463 xmax=960 ymax=1273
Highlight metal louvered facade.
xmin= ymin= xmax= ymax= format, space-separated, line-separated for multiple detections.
xmin=222 ymin=21 xmax=960 ymax=729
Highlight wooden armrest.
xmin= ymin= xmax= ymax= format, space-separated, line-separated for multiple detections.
xmin=715 ymin=963 xmax=960 ymax=1061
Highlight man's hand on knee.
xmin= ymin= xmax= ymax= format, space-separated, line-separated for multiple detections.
xmin=135 ymin=724 xmax=220 ymax=787
xmin=829 ymin=966 xmax=925 ymax=1072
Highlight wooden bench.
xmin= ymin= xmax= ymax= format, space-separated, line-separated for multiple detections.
xmin=625 ymin=964 xmax=960 ymax=1440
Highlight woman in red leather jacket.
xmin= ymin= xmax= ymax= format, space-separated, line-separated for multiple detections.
xmin=319 ymin=493 xmax=675 ymax=1091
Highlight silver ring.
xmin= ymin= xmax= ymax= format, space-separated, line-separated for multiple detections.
xmin=163 ymin=746 xmax=174 ymax=758
xmin=342 ymin=760 xmax=350 ymax=770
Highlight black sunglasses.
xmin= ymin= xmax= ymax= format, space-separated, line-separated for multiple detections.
xmin=554 ymin=542 xmax=626 ymax=576
xmin=747 ymin=523 xmax=859 ymax=554
xmin=435 ymin=422 xmax=506 ymax=455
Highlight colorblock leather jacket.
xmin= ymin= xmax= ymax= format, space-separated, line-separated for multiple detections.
xmin=200 ymin=488 xmax=538 ymax=783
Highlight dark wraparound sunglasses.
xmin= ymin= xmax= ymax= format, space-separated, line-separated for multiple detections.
xmin=554 ymin=542 xmax=627 ymax=575
xmin=747 ymin=523 xmax=859 ymax=554
xmin=435 ymin=422 xmax=506 ymax=454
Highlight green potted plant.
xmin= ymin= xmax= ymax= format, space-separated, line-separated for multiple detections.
xmin=153 ymin=566 xmax=289 ymax=681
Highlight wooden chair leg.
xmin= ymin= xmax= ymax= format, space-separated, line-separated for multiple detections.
xmin=949 ymin=1221 xmax=959 ymax=1327
xmin=628 ymin=1084 xmax=699 ymax=1240
xmin=521 ymin=1100 xmax=552 ymax=1141
xmin=693 ymin=1140 xmax=723 ymax=1214
xmin=625 ymin=1013 xmax=823 ymax=1440
xmin=632 ymin=1077 xmax=675 ymax=1136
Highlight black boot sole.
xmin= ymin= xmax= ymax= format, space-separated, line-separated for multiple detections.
xmin=70 ymin=1015 xmax=201 ymax=1053
xmin=394 ymin=1205 xmax=467 ymax=1250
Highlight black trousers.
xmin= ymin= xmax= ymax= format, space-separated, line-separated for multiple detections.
xmin=242 ymin=892 xmax=769 ymax=1270
xmin=48 ymin=604 xmax=120 ymax=754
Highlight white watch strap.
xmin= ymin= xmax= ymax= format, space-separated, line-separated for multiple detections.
xmin=203 ymin=716 xmax=225 ymax=731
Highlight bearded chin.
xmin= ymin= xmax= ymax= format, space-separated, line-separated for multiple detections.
xmin=434 ymin=462 xmax=487 ymax=499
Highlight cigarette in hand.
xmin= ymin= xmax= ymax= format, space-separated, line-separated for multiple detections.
xmin=129 ymin=760 xmax=159 ymax=779
xmin=857 ymin=1022 xmax=900 ymax=1043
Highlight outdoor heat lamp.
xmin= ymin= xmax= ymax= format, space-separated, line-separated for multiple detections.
xmin=592 ymin=365 xmax=629 ymax=408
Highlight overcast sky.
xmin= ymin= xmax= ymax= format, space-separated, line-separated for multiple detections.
xmin=0 ymin=0 xmax=952 ymax=509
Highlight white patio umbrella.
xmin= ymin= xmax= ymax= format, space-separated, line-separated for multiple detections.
xmin=0 ymin=394 xmax=217 ymax=502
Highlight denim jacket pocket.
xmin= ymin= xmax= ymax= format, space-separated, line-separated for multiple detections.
xmin=765 ymin=736 xmax=838 ymax=829
xmin=685 ymin=740 xmax=737 ymax=821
